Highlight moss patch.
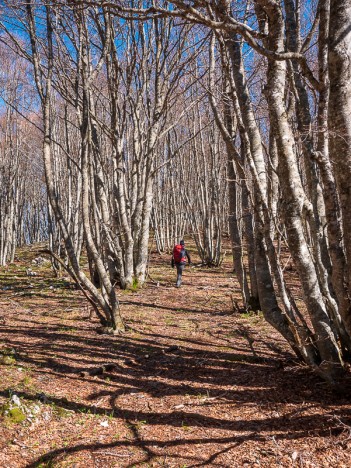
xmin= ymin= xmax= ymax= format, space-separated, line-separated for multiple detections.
xmin=0 ymin=355 xmax=16 ymax=365
xmin=1 ymin=404 xmax=26 ymax=424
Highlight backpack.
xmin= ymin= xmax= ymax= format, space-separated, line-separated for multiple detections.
xmin=173 ymin=244 xmax=186 ymax=263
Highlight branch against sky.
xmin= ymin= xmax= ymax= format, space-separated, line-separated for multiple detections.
xmin=50 ymin=0 xmax=320 ymax=90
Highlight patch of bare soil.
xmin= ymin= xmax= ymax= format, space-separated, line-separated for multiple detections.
xmin=1 ymin=245 xmax=351 ymax=467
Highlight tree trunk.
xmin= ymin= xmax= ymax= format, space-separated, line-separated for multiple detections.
xmin=328 ymin=0 xmax=351 ymax=293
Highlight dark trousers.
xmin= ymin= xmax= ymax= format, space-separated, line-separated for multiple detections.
xmin=175 ymin=263 xmax=185 ymax=287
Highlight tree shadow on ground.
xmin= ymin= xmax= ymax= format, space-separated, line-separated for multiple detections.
xmin=24 ymin=433 xmax=260 ymax=467
xmin=121 ymin=299 xmax=231 ymax=316
xmin=2 ymin=323 xmax=351 ymax=402
xmin=2 ymin=267 xmax=351 ymax=467
xmin=2 ymin=322 xmax=351 ymax=467
xmin=1 ymin=384 xmax=349 ymax=468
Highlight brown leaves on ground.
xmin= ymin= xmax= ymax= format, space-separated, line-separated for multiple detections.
xmin=0 ymin=247 xmax=351 ymax=467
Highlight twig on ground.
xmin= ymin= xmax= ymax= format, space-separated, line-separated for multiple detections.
xmin=329 ymin=415 xmax=351 ymax=446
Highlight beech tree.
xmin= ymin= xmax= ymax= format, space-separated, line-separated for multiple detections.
xmin=328 ymin=0 xmax=351 ymax=335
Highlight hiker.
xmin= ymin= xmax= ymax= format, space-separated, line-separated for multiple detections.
xmin=171 ymin=240 xmax=191 ymax=287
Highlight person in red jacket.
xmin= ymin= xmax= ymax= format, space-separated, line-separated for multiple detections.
xmin=171 ymin=240 xmax=191 ymax=287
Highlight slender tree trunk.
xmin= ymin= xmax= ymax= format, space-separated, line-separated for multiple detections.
xmin=328 ymin=0 xmax=351 ymax=293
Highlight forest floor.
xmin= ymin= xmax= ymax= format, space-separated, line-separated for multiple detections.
xmin=1 ymin=244 xmax=351 ymax=468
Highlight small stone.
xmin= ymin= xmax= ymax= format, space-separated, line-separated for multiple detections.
xmin=32 ymin=405 xmax=40 ymax=414
xmin=100 ymin=420 xmax=109 ymax=427
xmin=174 ymin=404 xmax=185 ymax=409
xmin=11 ymin=395 xmax=21 ymax=407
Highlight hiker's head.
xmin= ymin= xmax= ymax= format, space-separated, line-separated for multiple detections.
xmin=180 ymin=240 xmax=185 ymax=246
